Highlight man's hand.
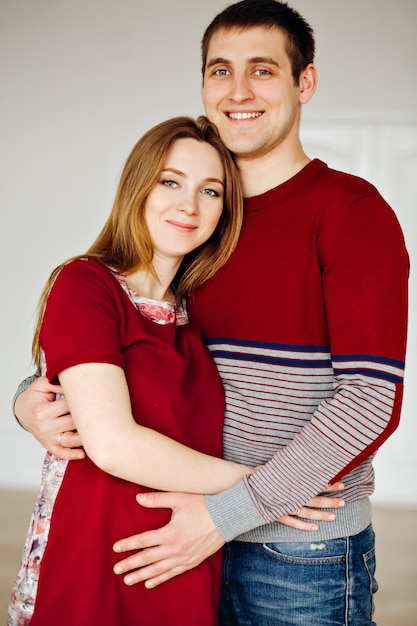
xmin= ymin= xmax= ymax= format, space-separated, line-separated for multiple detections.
xmin=113 ymin=492 xmax=224 ymax=588
xmin=14 ymin=376 xmax=85 ymax=460
xmin=113 ymin=484 xmax=345 ymax=588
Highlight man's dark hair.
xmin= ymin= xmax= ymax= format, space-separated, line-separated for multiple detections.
xmin=201 ymin=0 xmax=315 ymax=83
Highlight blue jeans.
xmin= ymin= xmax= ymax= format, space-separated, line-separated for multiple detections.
xmin=219 ymin=525 xmax=377 ymax=626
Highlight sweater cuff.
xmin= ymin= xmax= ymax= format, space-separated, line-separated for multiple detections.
xmin=205 ymin=480 xmax=266 ymax=542
xmin=13 ymin=373 xmax=40 ymax=428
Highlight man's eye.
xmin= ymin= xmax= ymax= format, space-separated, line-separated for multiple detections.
xmin=215 ymin=68 xmax=229 ymax=76
xmin=254 ymin=69 xmax=271 ymax=76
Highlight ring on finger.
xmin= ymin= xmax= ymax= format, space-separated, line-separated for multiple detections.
xmin=293 ymin=508 xmax=301 ymax=517
xmin=57 ymin=433 xmax=64 ymax=446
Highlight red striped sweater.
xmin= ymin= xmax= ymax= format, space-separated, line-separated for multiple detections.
xmin=191 ymin=159 xmax=409 ymax=542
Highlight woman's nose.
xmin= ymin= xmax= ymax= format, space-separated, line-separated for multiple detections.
xmin=177 ymin=193 xmax=198 ymax=215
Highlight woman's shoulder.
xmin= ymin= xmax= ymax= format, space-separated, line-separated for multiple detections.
xmin=53 ymin=258 xmax=116 ymax=287
xmin=47 ymin=259 xmax=123 ymax=309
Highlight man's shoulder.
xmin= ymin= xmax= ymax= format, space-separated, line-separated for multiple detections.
xmin=313 ymin=159 xmax=382 ymax=202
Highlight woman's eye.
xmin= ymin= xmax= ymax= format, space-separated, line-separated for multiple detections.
xmin=161 ymin=179 xmax=178 ymax=188
xmin=201 ymin=188 xmax=220 ymax=197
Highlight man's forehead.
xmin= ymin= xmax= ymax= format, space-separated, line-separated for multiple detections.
xmin=205 ymin=26 xmax=287 ymax=66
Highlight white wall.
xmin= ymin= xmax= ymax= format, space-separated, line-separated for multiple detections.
xmin=1 ymin=1 xmax=416 ymax=507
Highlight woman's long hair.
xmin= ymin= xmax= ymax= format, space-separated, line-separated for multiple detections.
xmin=32 ymin=116 xmax=243 ymax=367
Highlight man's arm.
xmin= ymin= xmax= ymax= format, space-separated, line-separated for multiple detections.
xmin=204 ymin=191 xmax=409 ymax=539
xmin=113 ymin=484 xmax=345 ymax=588
xmin=14 ymin=375 xmax=85 ymax=460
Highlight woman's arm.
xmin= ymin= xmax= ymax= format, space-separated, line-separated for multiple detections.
xmin=59 ymin=361 xmax=252 ymax=494
xmin=14 ymin=369 xmax=344 ymax=526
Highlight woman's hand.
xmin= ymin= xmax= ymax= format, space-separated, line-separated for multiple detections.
xmin=277 ymin=482 xmax=345 ymax=531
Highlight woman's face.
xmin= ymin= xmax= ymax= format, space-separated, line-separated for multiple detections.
xmin=144 ymin=137 xmax=225 ymax=263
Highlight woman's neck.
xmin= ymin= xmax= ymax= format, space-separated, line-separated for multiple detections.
xmin=124 ymin=261 xmax=178 ymax=303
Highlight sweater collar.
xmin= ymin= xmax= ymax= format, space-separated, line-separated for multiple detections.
xmin=244 ymin=159 xmax=325 ymax=212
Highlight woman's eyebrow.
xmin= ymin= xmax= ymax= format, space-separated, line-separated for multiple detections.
xmin=162 ymin=169 xmax=224 ymax=186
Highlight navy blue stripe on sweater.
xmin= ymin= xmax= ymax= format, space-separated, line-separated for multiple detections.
xmin=206 ymin=339 xmax=399 ymax=479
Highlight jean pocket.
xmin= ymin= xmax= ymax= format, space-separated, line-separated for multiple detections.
xmin=363 ymin=545 xmax=378 ymax=595
xmin=261 ymin=539 xmax=347 ymax=566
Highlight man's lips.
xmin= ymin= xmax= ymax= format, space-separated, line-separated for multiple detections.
xmin=226 ymin=111 xmax=263 ymax=120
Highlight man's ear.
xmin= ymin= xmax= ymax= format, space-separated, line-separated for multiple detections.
xmin=299 ymin=63 xmax=317 ymax=104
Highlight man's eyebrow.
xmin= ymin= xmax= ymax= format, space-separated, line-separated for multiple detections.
xmin=206 ymin=55 xmax=280 ymax=69
xmin=249 ymin=56 xmax=280 ymax=67
xmin=206 ymin=57 xmax=230 ymax=69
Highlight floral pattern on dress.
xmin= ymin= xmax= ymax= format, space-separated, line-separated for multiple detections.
xmin=8 ymin=392 xmax=68 ymax=624
xmin=112 ymin=272 xmax=189 ymax=326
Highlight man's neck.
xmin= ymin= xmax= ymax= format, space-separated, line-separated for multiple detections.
xmin=237 ymin=143 xmax=311 ymax=198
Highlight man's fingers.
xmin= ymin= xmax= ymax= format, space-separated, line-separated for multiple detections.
xmin=48 ymin=399 xmax=71 ymax=419
xmin=31 ymin=407 xmax=74 ymax=442
xmin=56 ymin=430 xmax=83 ymax=449
xmin=143 ymin=567 xmax=186 ymax=589
xmin=113 ymin=528 xmax=163 ymax=554
xmin=113 ymin=545 xmax=173 ymax=577
xmin=135 ymin=491 xmax=180 ymax=510
xmin=46 ymin=423 xmax=84 ymax=457
xmin=114 ymin=547 xmax=199 ymax=588
xmin=123 ymin=561 xmax=186 ymax=588
xmin=48 ymin=444 xmax=85 ymax=460
xmin=32 ymin=375 xmax=63 ymax=394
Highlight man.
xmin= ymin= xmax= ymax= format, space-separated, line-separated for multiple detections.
xmin=15 ymin=1 xmax=408 ymax=624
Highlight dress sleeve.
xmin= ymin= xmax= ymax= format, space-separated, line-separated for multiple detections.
xmin=39 ymin=259 xmax=126 ymax=382
xmin=205 ymin=191 xmax=409 ymax=541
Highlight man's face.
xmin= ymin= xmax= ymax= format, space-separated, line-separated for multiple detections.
xmin=201 ymin=26 xmax=304 ymax=163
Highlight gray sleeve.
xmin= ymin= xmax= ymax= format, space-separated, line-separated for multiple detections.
xmin=13 ymin=372 xmax=41 ymax=428
xmin=204 ymin=481 xmax=265 ymax=541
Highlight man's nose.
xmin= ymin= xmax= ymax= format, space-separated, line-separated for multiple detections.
xmin=228 ymin=73 xmax=254 ymax=102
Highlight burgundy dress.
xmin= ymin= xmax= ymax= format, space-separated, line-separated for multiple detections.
xmin=9 ymin=259 xmax=224 ymax=626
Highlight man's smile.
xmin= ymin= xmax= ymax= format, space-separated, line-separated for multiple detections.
xmin=227 ymin=111 xmax=263 ymax=120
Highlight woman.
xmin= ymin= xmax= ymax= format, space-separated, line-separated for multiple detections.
xmin=9 ymin=116 xmax=249 ymax=626
xmin=9 ymin=115 xmax=342 ymax=625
